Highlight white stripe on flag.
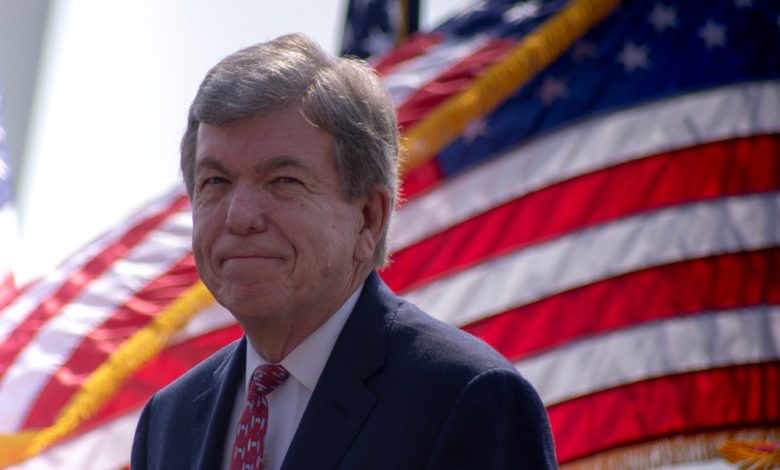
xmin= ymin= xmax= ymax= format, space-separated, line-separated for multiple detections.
xmin=391 ymin=80 xmax=780 ymax=252
xmin=517 ymin=305 xmax=780 ymax=406
xmin=403 ymin=192 xmax=780 ymax=326
xmin=0 ymin=211 xmax=192 ymax=432
xmin=0 ymin=188 xmax=187 ymax=345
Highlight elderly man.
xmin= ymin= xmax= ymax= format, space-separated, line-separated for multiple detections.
xmin=131 ymin=33 xmax=557 ymax=470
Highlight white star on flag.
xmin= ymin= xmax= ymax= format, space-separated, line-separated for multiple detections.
xmin=699 ymin=20 xmax=727 ymax=49
xmin=462 ymin=117 xmax=490 ymax=144
xmin=503 ymin=1 xmax=541 ymax=24
xmin=363 ymin=27 xmax=394 ymax=56
xmin=648 ymin=4 xmax=679 ymax=32
xmin=617 ymin=41 xmax=650 ymax=72
xmin=537 ymin=76 xmax=569 ymax=105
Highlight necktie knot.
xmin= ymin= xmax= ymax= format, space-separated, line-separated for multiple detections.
xmin=250 ymin=364 xmax=289 ymax=397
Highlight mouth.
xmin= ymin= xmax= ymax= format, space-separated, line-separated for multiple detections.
xmin=221 ymin=254 xmax=281 ymax=265
xmin=217 ymin=255 xmax=286 ymax=281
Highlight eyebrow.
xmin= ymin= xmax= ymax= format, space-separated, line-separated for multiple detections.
xmin=255 ymin=155 xmax=314 ymax=177
xmin=196 ymin=154 xmax=316 ymax=179
xmin=196 ymin=156 xmax=231 ymax=175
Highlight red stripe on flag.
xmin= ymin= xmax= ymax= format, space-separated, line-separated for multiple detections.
xmin=0 ymin=194 xmax=190 ymax=380
xmin=464 ymin=248 xmax=780 ymax=360
xmin=22 ymin=255 xmax=200 ymax=428
xmin=399 ymin=157 xmax=446 ymax=200
xmin=549 ymin=362 xmax=780 ymax=464
xmin=372 ymin=32 xmax=444 ymax=75
xmin=73 ymin=324 xmax=242 ymax=437
xmin=396 ymin=38 xmax=517 ymax=131
xmin=383 ymin=134 xmax=780 ymax=293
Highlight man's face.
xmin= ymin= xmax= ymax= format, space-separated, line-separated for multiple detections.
xmin=191 ymin=106 xmax=373 ymax=328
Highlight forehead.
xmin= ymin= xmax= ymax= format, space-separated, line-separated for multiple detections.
xmin=195 ymin=107 xmax=336 ymax=170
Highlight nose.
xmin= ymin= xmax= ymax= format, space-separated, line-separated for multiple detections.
xmin=225 ymin=186 xmax=267 ymax=235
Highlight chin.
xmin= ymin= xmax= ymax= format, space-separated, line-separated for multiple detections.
xmin=216 ymin=285 xmax=286 ymax=319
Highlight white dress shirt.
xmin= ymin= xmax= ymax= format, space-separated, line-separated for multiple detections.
xmin=220 ymin=285 xmax=363 ymax=470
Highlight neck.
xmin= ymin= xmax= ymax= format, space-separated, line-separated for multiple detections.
xmin=241 ymin=269 xmax=369 ymax=363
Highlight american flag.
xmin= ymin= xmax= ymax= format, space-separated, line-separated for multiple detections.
xmin=1 ymin=0 xmax=779 ymax=468
xmin=341 ymin=0 xmax=420 ymax=58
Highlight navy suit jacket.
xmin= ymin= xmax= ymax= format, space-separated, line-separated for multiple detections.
xmin=131 ymin=272 xmax=558 ymax=469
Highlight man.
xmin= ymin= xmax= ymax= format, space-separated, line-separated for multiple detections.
xmin=131 ymin=33 xmax=557 ymax=470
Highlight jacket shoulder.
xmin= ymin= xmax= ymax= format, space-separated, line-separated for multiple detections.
xmin=391 ymin=297 xmax=515 ymax=375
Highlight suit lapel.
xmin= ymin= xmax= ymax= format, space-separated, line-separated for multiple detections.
xmin=281 ymin=273 xmax=395 ymax=470
xmin=189 ymin=337 xmax=246 ymax=470
xmin=280 ymin=359 xmax=377 ymax=469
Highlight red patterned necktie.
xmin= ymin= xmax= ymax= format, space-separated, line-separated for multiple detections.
xmin=230 ymin=364 xmax=289 ymax=470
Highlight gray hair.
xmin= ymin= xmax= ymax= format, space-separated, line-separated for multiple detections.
xmin=180 ymin=33 xmax=399 ymax=267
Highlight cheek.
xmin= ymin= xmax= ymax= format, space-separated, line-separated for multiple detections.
xmin=314 ymin=214 xmax=361 ymax=262
xmin=192 ymin=201 xmax=222 ymax=234
xmin=190 ymin=229 xmax=209 ymax=275
xmin=191 ymin=219 xmax=207 ymax=251
xmin=191 ymin=210 xmax=219 ymax=260
xmin=285 ymin=220 xmax=337 ymax=264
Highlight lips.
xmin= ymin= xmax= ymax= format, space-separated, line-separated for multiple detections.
xmin=222 ymin=254 xmax=279 ymax=261
xmin=219 ymin=253 xmax=283 ymax=266
xmin=214 ymin=244 xmax=284 ymax=264
xmin=209 ymin=239 xmax=288 ymax=280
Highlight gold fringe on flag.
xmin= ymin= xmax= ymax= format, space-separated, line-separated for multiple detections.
xmin=400 ymin=0 xmax=622 ymax=175
xmin=561 ymin=427 xmax=780 ymax=470
xmin=0 ymin=281 xmax=217 ymax=468
xmin=720 ymin=439 xmax=780 ymax=469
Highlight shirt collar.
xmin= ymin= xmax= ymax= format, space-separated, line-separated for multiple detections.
xmin=244 ymin=283 xmax=363 ymax=392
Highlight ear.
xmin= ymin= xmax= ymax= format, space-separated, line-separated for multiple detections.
xmin=354 ymin=185 xmax=391 ymax=264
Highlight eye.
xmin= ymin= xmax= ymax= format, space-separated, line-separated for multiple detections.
xmin=195 ymin=176 xmax=230 ymax=196
xmin=203 ymin=176 xmax=229 ymax=186
xmin=203 ymin=176 xmax=227 ymax=185
xmin=273 ymin=176 xmax=303 ymax=185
